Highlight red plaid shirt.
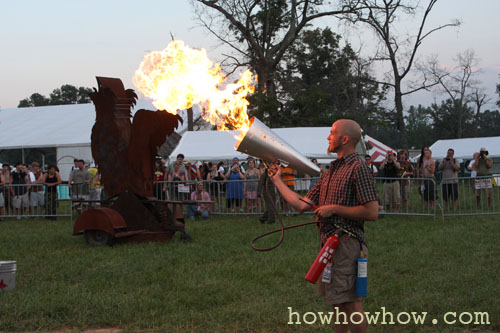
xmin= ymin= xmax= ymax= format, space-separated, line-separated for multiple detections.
xmin=305 ymin=153 xmax=378 ymax=245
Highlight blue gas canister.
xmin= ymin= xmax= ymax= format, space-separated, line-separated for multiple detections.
xmin=355 ymin=256 xmax=367 ymax=297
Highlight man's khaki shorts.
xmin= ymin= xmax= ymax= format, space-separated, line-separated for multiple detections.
xmin=12 ymin=193 xmax=29 ymax=209
xmin=383 ymin=181 xmax=400 ymax=205
xmin=318 ymin=234 xmax=368 ymax=305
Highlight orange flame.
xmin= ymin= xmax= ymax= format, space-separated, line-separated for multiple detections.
xmin=133 ymin=40 xmax=255 ymax=136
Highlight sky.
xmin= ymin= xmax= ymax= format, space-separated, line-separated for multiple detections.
xmin=1 ymin=0 xmax=499 ymax=110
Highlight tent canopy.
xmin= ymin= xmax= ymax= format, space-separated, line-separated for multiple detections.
xmin=429 ymin=137 xmax=500 ymax=160
xmin=0 ymin=100 xmax=193 ymax=150
xmin=169 ymin=128 xmax=392 ymax=163
xmin=169 ymin=127 xmax=335 ymax=162
xmin=365 ymin=135 xmax=396 ymax=164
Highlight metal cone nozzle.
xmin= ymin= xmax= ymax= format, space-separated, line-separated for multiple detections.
xmin=235 ymin=117 xmax=321 ymax=176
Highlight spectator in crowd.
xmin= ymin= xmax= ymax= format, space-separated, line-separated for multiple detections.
xmin=379 ymin=151 xmax=400 ymax=212
xmin=473 ymin=147 xmax=493 ymax=209
xmin=217 ymin=161 xmax=225 ymax=174
xmin=42 ymin=165 xmax=62 ymax=220
xmin=364 ymin=155 xmax=378 ymax=177
xmin=201 ymin=163 xmax=210 ymax=183
xmin=258 ymin=161 xmax=278 ymax=224
xmin=417 ymin=147 xmax=436 ymax=210
xmin=244 ymin=158 xmax=261 ymax=214
xmin=207 ymin=163 xmax=224 ymax=210
xmin=187 ymin=182 xmax=211 ymax=220
xmin=88 ymin=163 xmax=102 ymax=206
xmin=185 ymin=161 xmax=201 ymax=184
xmin=438 ymin=148 xmax=460 ymax=212
xmin=153 ymin=159 xmax=166 ymax=200
xmin=167 ymin=154 xmax=186 ymax=174
xmin=68 ymin=159 xmax=92 ymax=213
xmin=29 ymin=162 xmax=45 ymax=217
xmin=70 ymin=158 xmax=79 ymax=173
xmin=281 ymin=165 xmax=297 ymax=216
xmin=0 ymin=163 xmax=11 ymax=218
xmin=468 ymin=152 xmax=479 ymax=178
xmin=309 ymin=158 xmax=324 ymax=189
xmin=397 ymin=149 xmax=414 ymax=213
xmin=167 ymin=162 xmax=185 ymax=200
xmin=11 ymin=162 xmax=30 ymax=218
xmin=225 ymin=157 xmax=245 ymax=213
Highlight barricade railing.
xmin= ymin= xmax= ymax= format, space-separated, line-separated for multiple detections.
xmin=374 ymin=177 xmax=437 ymax=217
xmin=439 ymin=175 xmax=500 ymax=218
xmin=0 ymin=183 xmax=73 ymax=220
xmin=154 ymin=178 xmax=318 ymax=216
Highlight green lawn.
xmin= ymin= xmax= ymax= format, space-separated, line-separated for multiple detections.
xmin=0 ymin=213 xmax=498 ymax=332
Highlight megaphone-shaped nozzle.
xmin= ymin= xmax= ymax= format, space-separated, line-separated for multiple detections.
xmin=235 ymin=117 xmax=320 ymax=176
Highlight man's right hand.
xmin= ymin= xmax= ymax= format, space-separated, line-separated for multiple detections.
xmin=268 ymin=164 xmax=282 ymax=182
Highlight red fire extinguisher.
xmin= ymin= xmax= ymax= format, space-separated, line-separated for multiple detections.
xmin=305 ymin=234 xmax=340 ymax=284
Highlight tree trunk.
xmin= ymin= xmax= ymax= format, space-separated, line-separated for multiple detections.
xmin=394 ymin=81 xmax=408 ymax=149
xmin=456 ymin=99 xmax=463 ymax=138
xmin=187 ymin=107 xmax=194 ymax=131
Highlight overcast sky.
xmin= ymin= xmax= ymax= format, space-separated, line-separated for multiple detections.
xmin=1 ymin=0 xmax=499 ymax=110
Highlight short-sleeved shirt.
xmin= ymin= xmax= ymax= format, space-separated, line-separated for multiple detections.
xmin=190 ymin=190 xmax=211 ymax=209
xmin=281 ymin=167 xmax=295 ymax=187
xmin=477 ymin=158 xmax=492 ymax=177
xmin=398 ymin=160 xmax=414 ymax=185
xmin=305 ymin=153 xmax=378 ymax=245
xmin=441 ymin=159 xmax=459 ymax=184
xmin=70 ymin=169 xmax=92 ymax=195
xmin=382 ymin=161 xmax=399 ymax=181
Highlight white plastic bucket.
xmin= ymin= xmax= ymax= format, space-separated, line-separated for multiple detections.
xmin=0 ymin=261 xmax=17 ymax=291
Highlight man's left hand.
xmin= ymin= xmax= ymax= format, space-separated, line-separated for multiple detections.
xmin=314 ymin=205 xmax=336 ymax=219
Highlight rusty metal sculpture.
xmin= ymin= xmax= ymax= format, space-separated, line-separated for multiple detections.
xmin=73 ymin=77 xmax=188 ymax=245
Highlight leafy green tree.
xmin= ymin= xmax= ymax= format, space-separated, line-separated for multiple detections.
xmin=276 ymin=28 xmax=387 ymax=132
xmin=428 ymin=98 xmax=475 ymax=140
xmin=18 ymin=84 xmax=92 ymax=107
xmin=496 ymin=77 xmax=500 ymax=107
xmin=405 ymin=105 xmax=434 ymax=148
xmin=17 ymin=93 xmax=50 ymax=107
xmin=477 ymin=110 xmax=500 ymax=137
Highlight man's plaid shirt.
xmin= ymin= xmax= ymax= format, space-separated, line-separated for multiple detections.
xmin=305 ymin=153 xmax=378 ymax=245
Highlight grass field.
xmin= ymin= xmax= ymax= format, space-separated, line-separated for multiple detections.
xmin=0 ymin=213 xmax=498 ymax=332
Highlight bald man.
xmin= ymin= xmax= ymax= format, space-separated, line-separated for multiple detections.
xmin=270 ymin=119 xmax=378 ymax=333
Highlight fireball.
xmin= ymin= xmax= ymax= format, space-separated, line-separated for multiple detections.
xmin=133 ymin=40 xmax=255 ymax=137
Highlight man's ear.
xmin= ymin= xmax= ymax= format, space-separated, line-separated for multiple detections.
xmin=341 ymin=135 xmax=350 ymax=145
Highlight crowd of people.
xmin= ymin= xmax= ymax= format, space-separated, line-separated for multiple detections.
xmin=367 ymin=147 xmax=494 ymax=213
xmin=0 ymin=146 xmax=494 ymax=220
xmin=0 ymin=161 xmax=62 ymax=219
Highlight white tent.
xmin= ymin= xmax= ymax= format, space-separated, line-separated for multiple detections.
xmin=0 ymin=100 xmax=193 ymax=180
xmin=169 ymin=128 xmax=393 ymax=164
xmin=429 ymin=137 xmax=500 ymax=159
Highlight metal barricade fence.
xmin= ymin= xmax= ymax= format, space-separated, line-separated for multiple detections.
xmin=374 ymin=177 xmax=437 ymax=217
xmin=155 ymin=178 xmax=318 ymax=216
xmin=439 ymin=175 xmax=500 ymax=218
xmin=0 ymin=183 xmax=73 ymax=220
xmin=157 ymin=177 xmax=439 ymax=218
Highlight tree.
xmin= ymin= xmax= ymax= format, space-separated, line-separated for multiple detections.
xmin=342 ymin=0 xmax=460 ymax=148
xmin=477 ymin=110 xmax=500 ymax=137
xmin=17 ymin=93 xmax=50 ymax=107
xmin=193 ymin=0 xmax=365 ymax=126
xmin=277 ymin=27 xmax=387 ymax=131
xmin=427 ymin=98 xmax=475 ymax=140
xmin=405 ymin=104 xmax=434 ymax=148
xmin=425 ymin=50 xmax=482 ymax=138
xmin=18 ymin=84 xmax=92 ymax=107
xmin=496 ymin=76 xmax=500 ymax=107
